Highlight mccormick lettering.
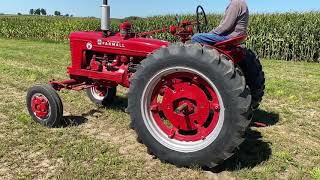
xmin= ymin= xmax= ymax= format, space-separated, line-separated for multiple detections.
xmin=97 ymin=39 xmax=125 ymax=48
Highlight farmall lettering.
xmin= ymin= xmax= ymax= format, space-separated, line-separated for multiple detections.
xmin=97 ymin=39 xmax=125 ymax=48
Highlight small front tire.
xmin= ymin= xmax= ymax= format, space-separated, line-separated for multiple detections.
xmin=26 ymin=84 xmax=63 ymax=127
xmin=86 ymin=86 xmax=117 ymax=106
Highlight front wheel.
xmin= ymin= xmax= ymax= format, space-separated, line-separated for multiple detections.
xmin=86 ymin=86 xmax=116 ymax=106
xmin=128 ymin=44 xmax=252 ymax=168
xmin=26 ymin=84 xmax=63 ymax=127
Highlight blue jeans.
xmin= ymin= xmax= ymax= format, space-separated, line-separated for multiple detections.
xmin=191 ymin=33 xmax=229 ymax=45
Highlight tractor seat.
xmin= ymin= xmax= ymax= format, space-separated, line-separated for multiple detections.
xmin=214 ymin=35 xmax=247 ymax=47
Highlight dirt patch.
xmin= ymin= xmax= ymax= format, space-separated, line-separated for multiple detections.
xmin=0 ymin=87 xmax=24 ymax=99
xmin=0 ymin=168 xmax=13 ymax=179
xmin=204 ymin=171 xmax=237 ymax=180
xmin=0 ymin=148 xmax=62 ymax=179
xmin=83 ymin=122 xmax=153 ymax=161
xmin=0 ymin=113 xmax=7 ymax=120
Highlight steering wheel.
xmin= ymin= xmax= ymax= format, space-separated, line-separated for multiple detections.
xmin=196 ymin=5 xmax=208 ymax=33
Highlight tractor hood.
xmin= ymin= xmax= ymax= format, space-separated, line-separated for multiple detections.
xmin=70 ymin=31 xmax=169 ymax=57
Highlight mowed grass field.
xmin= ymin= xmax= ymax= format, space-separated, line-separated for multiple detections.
xmin=0 ymin=38 xmax=319 ymax=179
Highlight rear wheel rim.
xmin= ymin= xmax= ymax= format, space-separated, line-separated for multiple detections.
xmin=90 ymin=87 xmax=108 ymax=101
xmin=141 ymin=67 xmax=225 ymax=153
xmin=31 ymin=93 xmax=51 ymax=120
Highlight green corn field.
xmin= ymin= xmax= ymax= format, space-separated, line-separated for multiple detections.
xmin=0 ymin=13 xmax=319 ymax=62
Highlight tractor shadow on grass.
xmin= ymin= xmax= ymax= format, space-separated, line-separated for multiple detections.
xmin=61 ymin=116 xmax=89 ymax=127
xmin=61 ymin=109 xmax=106 ymax=127
xmin=103 ymin=96 xmax=128 ymax=112
xmin=251 ymin=109 xmax=280 ymax=127
xmin=209 ymin=129 xmax=272 ymax=173
xmin=209 ymin=109 xmax=279 ymax=172
xmin=59 ymin=96 xmax=128 ymax=127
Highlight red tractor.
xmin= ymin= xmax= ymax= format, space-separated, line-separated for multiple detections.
xmin=26 ymin=1 xmax=265 ymax=168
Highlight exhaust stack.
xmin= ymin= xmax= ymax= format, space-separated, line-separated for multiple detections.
xmin=101 ymin=0 xmax=111 ymax=35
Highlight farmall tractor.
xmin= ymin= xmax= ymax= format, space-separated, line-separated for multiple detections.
xmin=26 ymin=0 xmax=265 ymax=168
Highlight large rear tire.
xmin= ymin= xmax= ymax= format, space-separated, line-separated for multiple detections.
xmin=239 ymin=49 xmax=265 ymax=109
xmin=128 ymin=43 xmax=252 ymax=168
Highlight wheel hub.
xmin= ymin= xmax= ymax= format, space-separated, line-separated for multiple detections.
xmin=174 ymin=101 xmax=195 ymax=115
xmin=161 ymin=82 xmax=210 ymax=131
xmin=149 ymin=72 xmax=221 ymax=142
xmin=31 ymin=95 xmax=49 ymax=119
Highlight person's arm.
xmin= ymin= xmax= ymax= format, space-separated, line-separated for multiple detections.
xmin=211 ymin=1 xmax=239 ymax=35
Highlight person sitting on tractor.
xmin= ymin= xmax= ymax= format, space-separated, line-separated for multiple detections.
xmin=192 ymin=0 xmax=249 ymax=45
